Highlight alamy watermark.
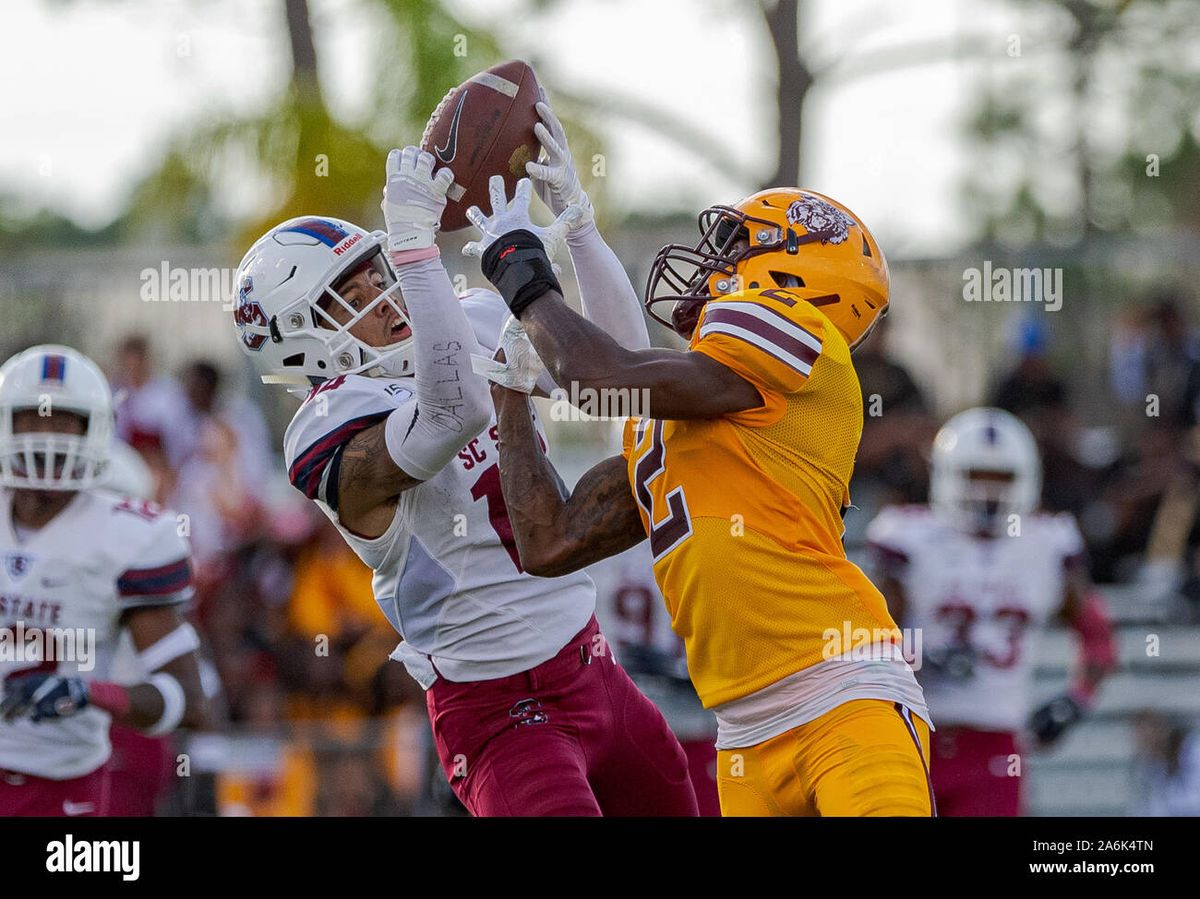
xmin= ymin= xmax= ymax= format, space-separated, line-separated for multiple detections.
xmin=46 ymin=835 xmax=139 ymax=881
xmin=548 ymin=383 xmax=651 ymax=422
xmin=962 ymin=261 xmax=1063 ymax=312
xmin=0 ymin=623 xmax=95 ymax=672
xmin=140 ymin=262 xmax=238 ymax=310
xmin=822 ymin=622 xmax=925 ymax=671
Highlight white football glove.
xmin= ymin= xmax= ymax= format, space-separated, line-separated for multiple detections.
xmin=525 ymin=98 xmax=594 ymax=228
xmin=471 ymin=315 xmax=548 ymax=394
xmin=381 ymin=146 xmax=455 ymax=254
xmin=462 ymin=176 xmax=584 ymax=274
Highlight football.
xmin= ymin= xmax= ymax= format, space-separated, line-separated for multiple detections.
xmin=420 ymin=60 xmax=543 ymax=232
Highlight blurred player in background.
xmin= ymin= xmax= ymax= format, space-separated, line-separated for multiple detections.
xmin=0 ymin=345 xmax=207 ymax=816
xmin=110 ymin=334 xmax=186 ymax=493
xmin=867 ymin=407 xmax=1117 ymax=816
xmin=588 ymin=544 xmax=720 ymax=815
xmin=102 ymin=439 xmax=222 ymax=816
xmin=477 ymin=179 xmax=934 ymax=816
xmin=232 ymin=139 xmax=696 ymax=817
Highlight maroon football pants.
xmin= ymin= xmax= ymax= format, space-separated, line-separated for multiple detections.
xmin=930 ymin=726 xmax=1021 ymax=816
xmin=0 ymin=764 xmax=111 ymax=817
xmin=106 ymin=726 xmax=175 ymax=816
xmin=425 ymin=615 xmax=699 ymax=816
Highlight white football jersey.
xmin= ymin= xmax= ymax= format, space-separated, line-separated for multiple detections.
xmin=0 ymin=488 xmax=193 ymax=779
xmin=589 ymin=543 xmax=683 ymax=662
xmin=282 ymin=290 xmax=594 ymax=688
xmin=866 ymin=505 xmax=1084 ymax=731
xmin=587 ymin=543 xmax=715 ymax=741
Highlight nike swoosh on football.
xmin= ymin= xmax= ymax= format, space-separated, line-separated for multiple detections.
xmin=434 ymin=90 xmax=469 ymax=164
xmin=63 ymin=800 xmax=95 ymax=816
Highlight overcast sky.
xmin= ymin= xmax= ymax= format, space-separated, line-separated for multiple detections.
xmin=0 ymin=0 xmax=1036 ymax=257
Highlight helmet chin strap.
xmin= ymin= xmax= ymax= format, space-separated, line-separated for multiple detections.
xmin=361 ymin=341 xmax=414 ymax=378
xmin=362 ymin=363 xmax=407 ymax=378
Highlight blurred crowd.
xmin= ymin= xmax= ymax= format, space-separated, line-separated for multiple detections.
xmin=103 ymin=281 xmax=1200 ymax=816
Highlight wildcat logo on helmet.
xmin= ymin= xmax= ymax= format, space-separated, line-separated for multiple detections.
xmin=785 ymin=196 xmax=856 ymax=245
xmin=234 ymin=278 xmax=269 ymax=352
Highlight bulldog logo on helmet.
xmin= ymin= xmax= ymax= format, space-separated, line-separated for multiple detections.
xmin=785 ymin=196 xmax=856 ymax=245
xmin=234 ymin=276 xmax=269 ymax=351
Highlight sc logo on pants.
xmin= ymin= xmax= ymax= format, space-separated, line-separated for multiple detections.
xmin=509 ymin=698 xmax=548 ymax=726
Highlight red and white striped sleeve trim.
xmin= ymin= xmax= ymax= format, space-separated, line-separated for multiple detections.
xmin=698 ymin=301 xmax=823 ymax=377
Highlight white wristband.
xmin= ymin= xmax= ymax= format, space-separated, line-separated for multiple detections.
xmin=145 ymin=671 xmax=187 ymax=736
xmin=137 ymin=622 xmax=200 ymax=674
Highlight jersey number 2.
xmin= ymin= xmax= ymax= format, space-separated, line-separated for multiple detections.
xmin=633 ymin=419 xmax=693 ymax=561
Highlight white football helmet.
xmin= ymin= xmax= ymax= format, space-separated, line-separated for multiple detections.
xmin=233 ymin=216 xmax=415 ymax=388
xmin=930 ymin=407 xmax=1041 ymax=536
xmin=103 ymin=438 xmax=156 ymax=499
xmin=0 ymin=345 xmax=114 ymax=491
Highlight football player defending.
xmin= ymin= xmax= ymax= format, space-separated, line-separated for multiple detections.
xmin=588 ymin=544 xmax=722 ymax=815
xmin=0 ymin=346 xmax=206 ymax=816
xmin=470 ymin=179 xmax=935 ymax=816
xmin=867 ymin=408 xmax=1116 ymax=816
xmin=231 ymin=142 xmax=696 ymax=816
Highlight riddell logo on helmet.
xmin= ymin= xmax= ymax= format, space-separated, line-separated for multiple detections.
xmin=333 ymin=233 xmax=364 ymax=256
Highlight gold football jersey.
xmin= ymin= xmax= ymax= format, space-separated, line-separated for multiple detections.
xmin=622 ymin=287 xmax=898 ymax=708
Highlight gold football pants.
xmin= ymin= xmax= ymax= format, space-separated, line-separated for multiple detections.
xmin=716 ymin=699 xmax=934 ymax=816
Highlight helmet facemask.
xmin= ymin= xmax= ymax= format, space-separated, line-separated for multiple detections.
xmin=951 ymin=468 xmax=1023 ymax=537
xmin=270 ymin=247 xmax=415 ymax=384
xmin=0 ymin=408 xmax=108 ymax=491
xmin=930 ymin=407 xmax=1043 ymax=539
xmin=645 ymin=189 xmax=890 ymax=351
xmin=646 ymin=205 xmax=810 ymax=339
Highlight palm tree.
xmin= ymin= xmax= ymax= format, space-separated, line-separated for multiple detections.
xmin=119 ymin=0 xmax=503 ymax=246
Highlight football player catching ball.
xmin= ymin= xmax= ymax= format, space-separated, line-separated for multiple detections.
xmin=231 ymin=139 xmax=698 ymax=817
xmin=473 ymin=160 xmax=936 ymax=815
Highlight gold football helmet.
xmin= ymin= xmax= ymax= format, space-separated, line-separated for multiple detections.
xmin=645 ymin=188 xmax=890 ymax=350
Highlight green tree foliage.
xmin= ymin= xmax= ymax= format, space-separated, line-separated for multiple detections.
xmin=123 ymin=0 xmax=502 ymax=247
xmin=1 ymin=0 xmax=504 ymax=250
xmin=962 ymin=0 xmax=1200 ymax=244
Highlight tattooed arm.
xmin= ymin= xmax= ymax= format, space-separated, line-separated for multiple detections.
xmin=323 ymin=319 xmax=490 ymax=540
xmin=334 ymin=423 xmax=420 ymax=538
xmin=492 ymin=384 xmax=646 ymax=577
xmin=327 ymin=256 xmax=491 ymax=539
